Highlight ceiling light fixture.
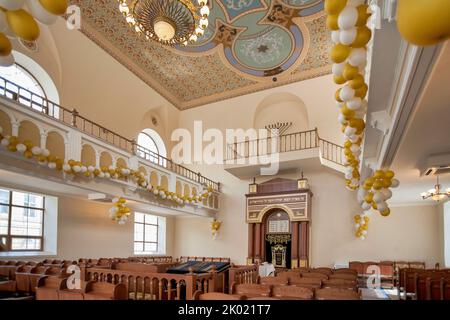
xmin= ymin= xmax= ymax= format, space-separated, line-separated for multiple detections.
xmin=118 ymin=0 xmax=210 ymax=46
xmin=421 ymin=175 xmax=450 ymax=202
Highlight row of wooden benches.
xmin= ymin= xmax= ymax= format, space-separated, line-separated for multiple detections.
xmin=399 ymin=268 xmax=450 ymax=300
xmin=225 ymin=283 xmax=360 ymax=300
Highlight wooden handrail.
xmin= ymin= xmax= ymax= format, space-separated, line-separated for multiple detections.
xmin=0 ymin=76 xmax=220 ymax=190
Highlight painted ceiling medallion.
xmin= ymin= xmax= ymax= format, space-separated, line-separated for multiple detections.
xmin=69 ymin=0 xmax=330 ymax=109
xmin=118 ymin=0 xmax=210 ymax=45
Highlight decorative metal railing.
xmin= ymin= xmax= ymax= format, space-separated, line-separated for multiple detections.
xmin=0 ymin=76 xmax=220 ymax=190
xmin=225 ymin=128 xmax=345 ymax=166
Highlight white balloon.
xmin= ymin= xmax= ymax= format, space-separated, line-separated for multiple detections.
xmin=345 ymin=172 xmax=353 ymax=180
xmin=340 ymin=86 xmax=355 ymax=101
xmin=362 ymin=202 xmax=371 ymax=210
xmin=88 ymin=166 xmax=95 ymax=172
xmin=26 ymin=0 xmax=58 ymax=25
xmin=48 ymin=162 xmax=56 ymax=170
xmin=0 ymin=53 xmax=14 ymax=67
xmin=332 ymin=62 xmax=345 ymax=77
xmin=382 ymin=188 xmax=393 ymax=200
xmin=338 ymin=6 xmax=358 ymax=30
xmin=344 ymin=126 xmax=357 ymax=137
xmin=360 ymin=236 xmax=366 ymax=240
xmin=0 ymin=0 xmax=25 ymax=11
xmin=72 ymin=165 xmax=81 ymax=172
xmin=31 ymin=146 xmax=41 ymax=155
xmin=331 ymin=30 xmax=340 ymax=44
xmin=41 ymin=148 xmax=50 ymax=157
xmin=104 ymin=172 xmax=110 ymax=178
xmin=377 ymin=201 xmax=388 ymax=212
xmin=373 ymin=191 xmax=384 ymax=203
xmin=391 ymin=179 xmax=400 ymax=188
xmin=16 ymin=143 xmax=26 ymax=153
xmin=362 ymin=230 xmax=368 ymax=236
xmin=348 ymin=48 xmax=367 ymax=67
xmin=358 ymin=187 xmax=368 ymax=198
xmin=339 ymin=28 xmax=357 ymax=45
xmin=350 ymin=144 xmax=360 ymax=153
xmin=347 ymin=97 xmax=362 ymax=110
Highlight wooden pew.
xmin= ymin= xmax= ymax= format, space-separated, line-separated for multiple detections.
xmin=259 ymin=276 xmax=288 ymax=286
xmin=322 ymin=279 xmax=357 ymax=291
xmin=232 ymin=283 xmax=272 ymax=298
xmin=315 ymin=287 xmax=361 ymax=300
xmin=83 ymin=281 xmax=128 ymax=300
xmin=272 ymin=285 xmax=314 ymax=300
xmin=289 ymin=277 xmax=322 ymax=290
xmin=193 ymin=291 xmax=244 ymax=300
xmin=36 ymin=276 xmax=65 ymax=300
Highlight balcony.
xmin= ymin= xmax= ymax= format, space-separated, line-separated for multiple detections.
xmin=0 ymin=77 xmax=220 ymax=216
xmin=224 ymin=129 xmax=345 ymax=179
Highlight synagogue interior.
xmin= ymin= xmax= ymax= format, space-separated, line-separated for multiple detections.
xmin=0 ymin=0 xmax=449 ymax=302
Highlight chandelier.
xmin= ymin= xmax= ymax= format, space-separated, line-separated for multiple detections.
xmin=421 ymin=175 xmax=450 ymax=202
xmin=117 ymin=0 xmax=210 ymax=46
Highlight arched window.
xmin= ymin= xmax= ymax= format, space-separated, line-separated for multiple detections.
xmin=137 ymin=129 xmax=167 ymax=166
xmin=0 ymin=51 xmax=59 ymax=117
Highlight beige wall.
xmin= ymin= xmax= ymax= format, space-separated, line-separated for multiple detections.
xmin=56 ymin=196 xmax=175 ymax=260
xmin=173 ymin=169 xmax=443 ymax=267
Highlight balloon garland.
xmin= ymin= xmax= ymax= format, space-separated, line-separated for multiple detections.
xmin=0 ymin=126 xmax=215 ymax=209
xmin=327 ymin=0 xmax=371 ymax=191
xmin=327 ymin=1 xmax=401 ymax=239
xmin=211 ymin=218 xmax=222 ymax=240
xmin=354 ymin=170 xmax=400 ymax=239
xmin=108 ymin=197 xmax=131 ymax=225
xmin=0 ymin=0 xmax=69 ymax=66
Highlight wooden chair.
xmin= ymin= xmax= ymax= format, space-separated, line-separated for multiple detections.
xmin=272 ymin=285 xmax=314 ymax=300
xmin=301 ymin=272 xmax=328 ymax=281
xmin=289 ymin=277 xmax=322 ymax=289
xmin=15 ymin=265 xmax=35 ymax=293
xmin=193 ymin=291 xmax=245 ymax=300
xmin=83 ymin=281 xmax=128 ymax=300
xmin=322 ymin=279 xmax=357 ymax=291
xmin=315 ymin=288 xmax=361 ymax=300
xmin=312 ymin=268 xmax=333 ymax=276
xmin=232 ymin=283 xmax=272 ymax=298
xmin=259 ymin=276 xmax=288 ymax=286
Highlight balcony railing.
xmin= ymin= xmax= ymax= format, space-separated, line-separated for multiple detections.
xmin=226 ymin=128 xmax=345 ymax=166
xmin=0 ymin=76 xmax=220 ymax=191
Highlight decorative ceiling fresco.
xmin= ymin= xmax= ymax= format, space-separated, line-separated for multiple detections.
xmin=69 ymin=0 xmax=331 ymax=110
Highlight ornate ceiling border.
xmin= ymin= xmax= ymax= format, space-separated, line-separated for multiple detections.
xmin=77 ymin=5 xmax=331 ymax=111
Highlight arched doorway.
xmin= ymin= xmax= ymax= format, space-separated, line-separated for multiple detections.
xmin=246 ymin=178 xmax=312 ymax=269
xmin=264 ymin=209 xmax=292 ymax=269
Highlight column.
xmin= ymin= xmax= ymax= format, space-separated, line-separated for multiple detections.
xmin=247 ymin=224 xmax=254 ymax=265
xmin=254 ymin=223 xmax=261 ymax=263
xmin=300 ymin=222 xmax=309 ymax=267
xmin=260 ymin=223 xmax=265 ymax=262
xmin=291 ymin=221 xmax=299 ymax=269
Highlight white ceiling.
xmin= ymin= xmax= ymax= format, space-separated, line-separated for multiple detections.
xmin=390 ymin=41 xmax=450 ymax=206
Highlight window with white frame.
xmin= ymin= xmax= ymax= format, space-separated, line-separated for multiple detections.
xmin=134 ymin=212 xmax=166 ymax=255
xmin=137 ymin=129 xmax=167 ymax=166
xmin=0 ymin=187 xmax=45 ymax=252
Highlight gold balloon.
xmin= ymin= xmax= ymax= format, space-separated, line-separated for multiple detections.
xmin=39 ymin=0 xmax=69 ymax=15
xmin=325 ymin=0 xmax=347 ymax=15
xmin=364 ymin=192 xmax=374 ymax=203
xmin=6 ymin=9 xmax=40 ymax=41
xmin=343 ymin=64 xmax=360 ymax=81
xmin=0 ymin=32 xmax=12 ymax=56
xmin=397 ymin=0 xmax=450 ymax=46
xmin=349 ymin=74 xmax=365 ymax=89
xmin=385 ymin=170 xmax=395 ymax=179
xmin=331 ymin=44 xmax=351 ymax=63
xmin=341 ymin=105 xmax=355 ymax=119
xmin=334 ymin=75 xmax=347 ymax=85
xmin=380 ymin=208 xmax=391 ymax=217
xmin=355 ymin=83 xmax=368 ymax=98
xmin=356 ymin=5 xmax=371 ymax=27
xmin=335 ymin=89 xmax=343 ymax=102
xmin=352 ymin=26 xmax=372 ymax=48
xmin=326 ymin=14 xmax=339 ymax=30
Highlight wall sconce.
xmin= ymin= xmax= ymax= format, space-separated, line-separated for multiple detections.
xmin=298 ymin=172 xmax=309 ymax=190
xmin=249 ymin=177 xmax=258 ymax=194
